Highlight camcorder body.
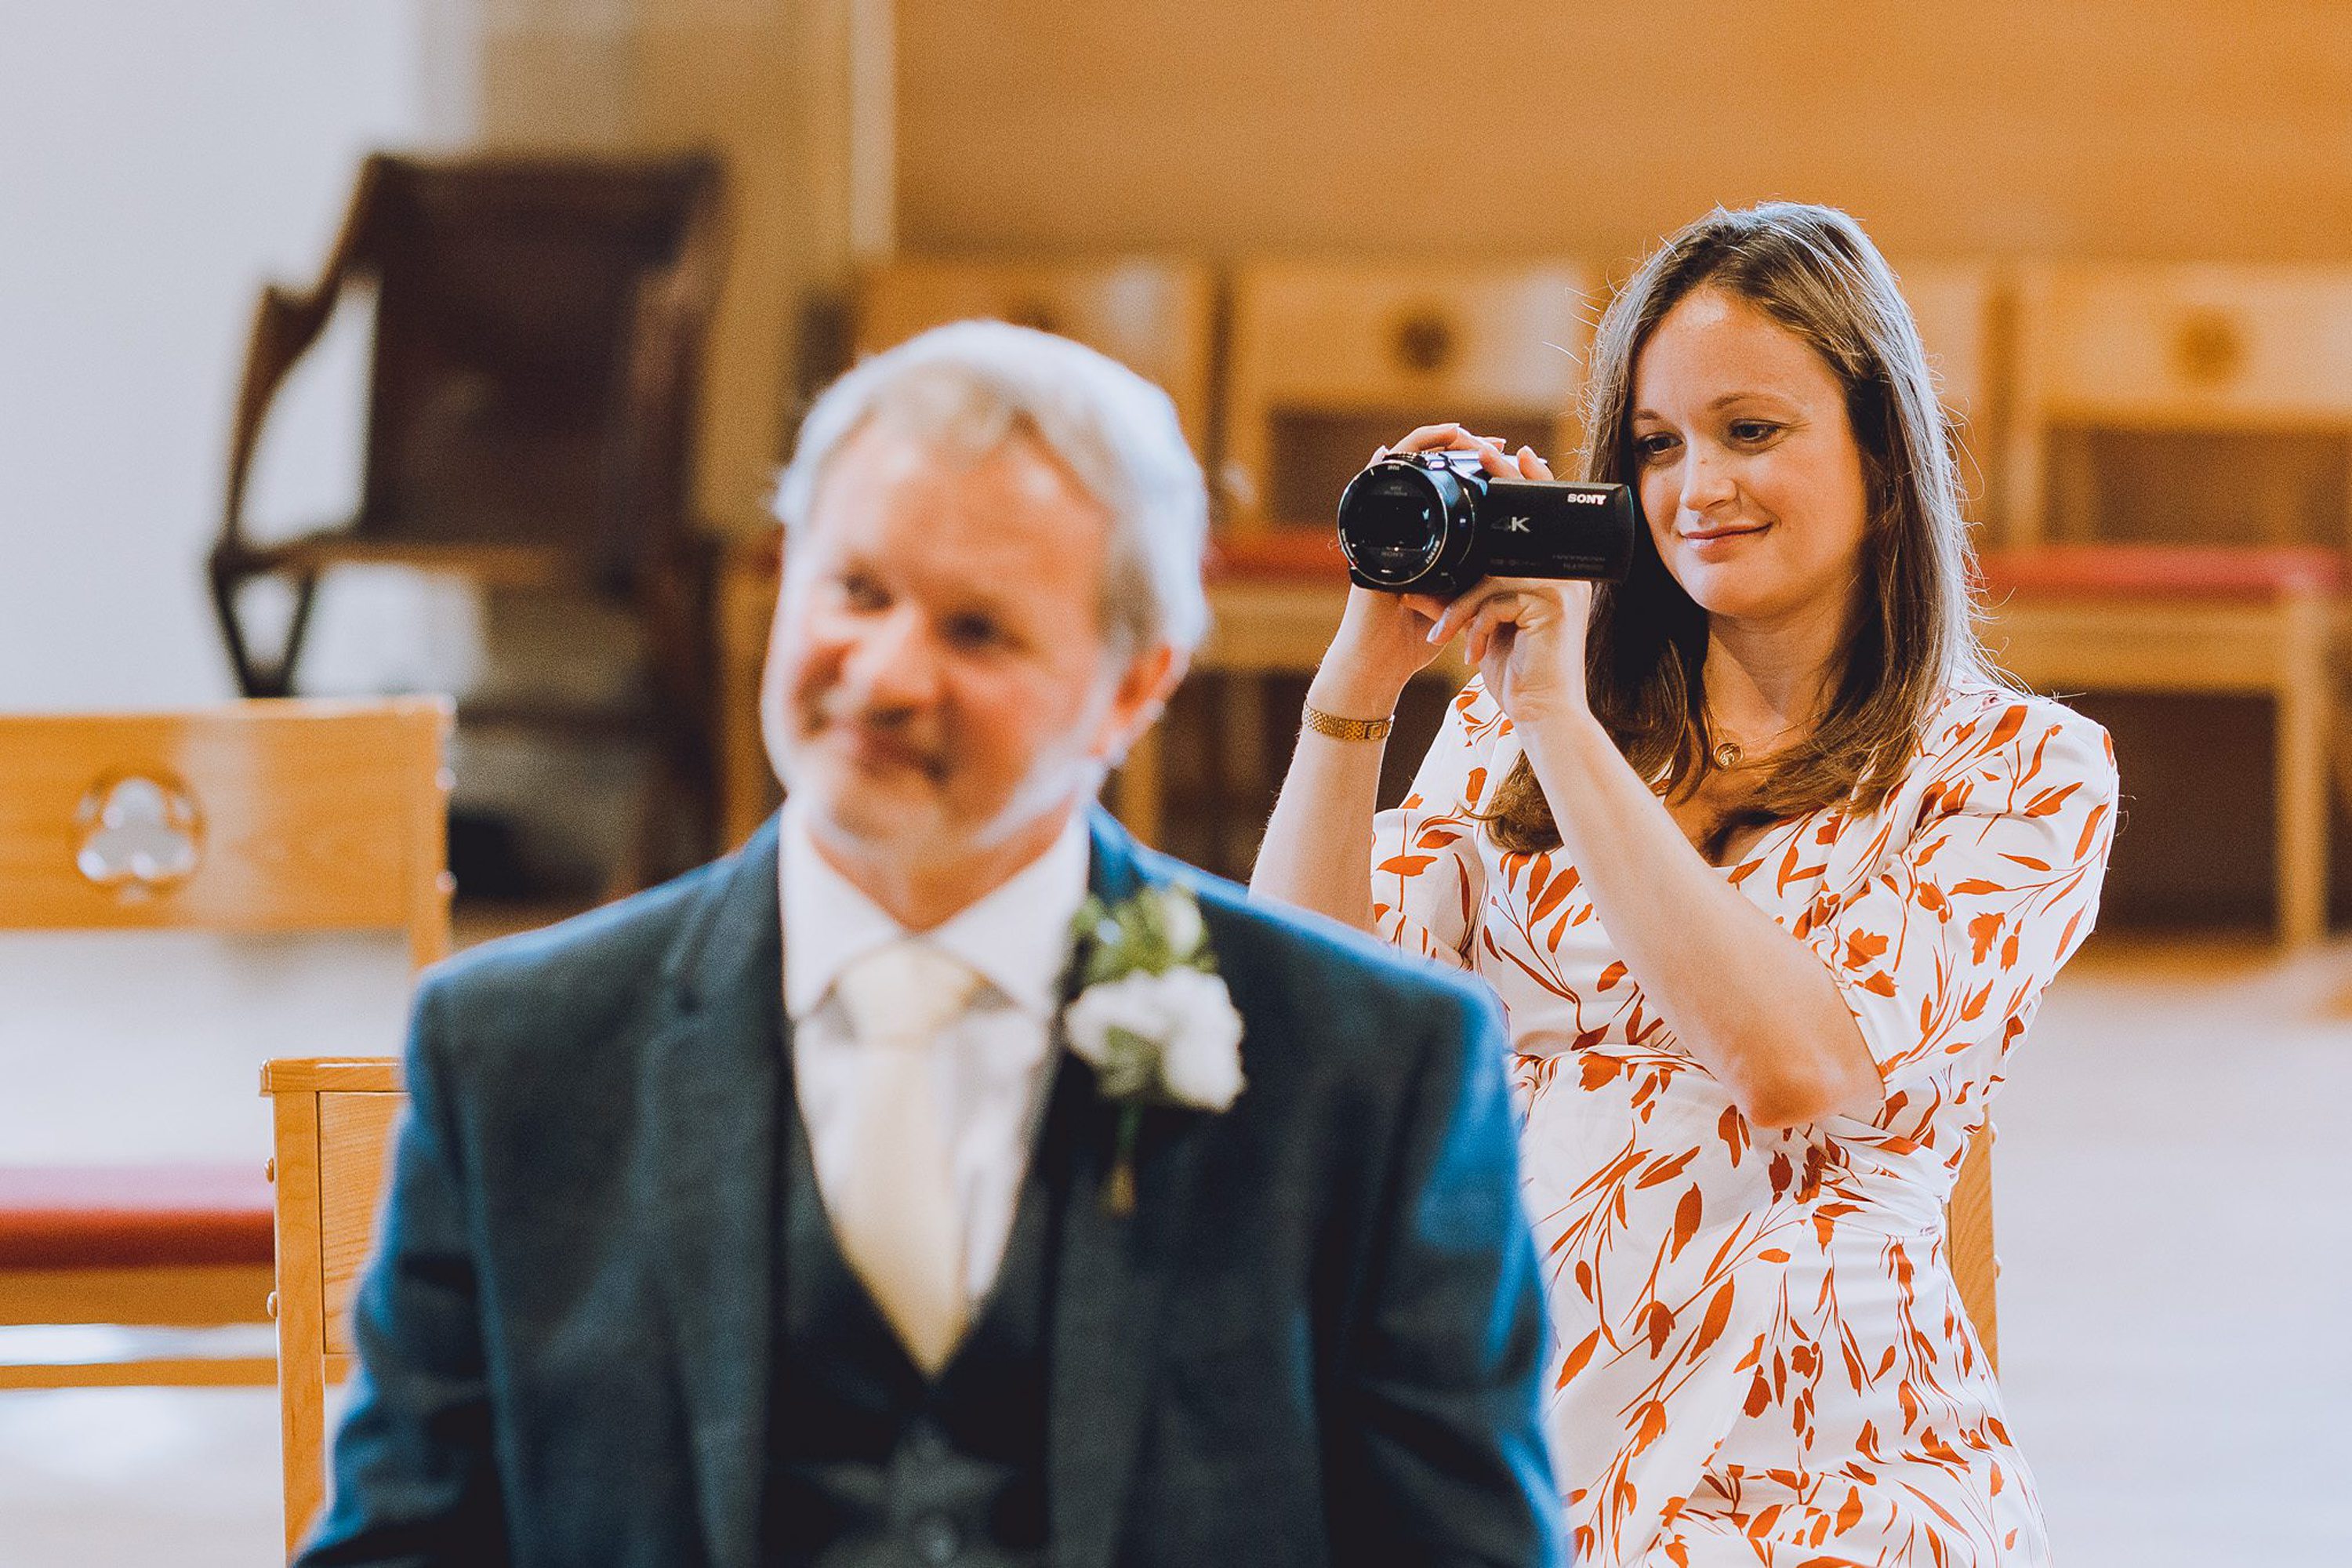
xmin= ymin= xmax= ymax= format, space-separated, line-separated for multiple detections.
xmin=1335 ymin=449 xmax=1637 ymax=597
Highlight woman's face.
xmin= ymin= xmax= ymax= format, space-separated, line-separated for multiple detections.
xmin=1628 ymin=286 xmax=1871 ymax=633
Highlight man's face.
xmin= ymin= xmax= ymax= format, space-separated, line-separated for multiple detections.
xmin=763 ymin=424 xmax=1173 ymax=880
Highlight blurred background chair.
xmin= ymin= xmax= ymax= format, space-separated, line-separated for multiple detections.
xmin=715 ymin=256 xmax=1218 ymax=850
xmin=853 ymin=256 xmax=1218 ymax=453
xmin=261 ymin=1056 xmax=403 ymax=1558
xmin=1219 ymin=258 xmax=1595 ymax=531
xmin=1895 ymin=260 xmax=2007 ymax=522
xmin=1980 ymin=263 xmax=2352 ymax=945
xmin=207 ymin=152 xmax=724 ymax=893
xmin=1169 ymin=260 xmax=1594 ymax=873
xmin=1949 ymin=1129 xmax=2002 ymax=1371
xmin=0 ymin=699 xmax=449 ymax=1390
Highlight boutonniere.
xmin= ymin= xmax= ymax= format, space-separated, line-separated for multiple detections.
xmin=1064 ymin=881 xmax=1246 ymax=1215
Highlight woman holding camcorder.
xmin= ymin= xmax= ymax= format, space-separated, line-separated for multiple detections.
xmin=1254 ymin=202 xmax=2115 ymax=1566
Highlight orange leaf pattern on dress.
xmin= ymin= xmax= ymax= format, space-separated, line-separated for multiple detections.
xmin=1367 ymin=677 xmax=2115 ymax=1566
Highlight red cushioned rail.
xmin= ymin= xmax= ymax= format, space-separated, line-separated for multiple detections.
xmin=0 ymin=1163 xmax=274 ymax=1269
xmin=1979 ymin=544 xmax=2342 ymax=600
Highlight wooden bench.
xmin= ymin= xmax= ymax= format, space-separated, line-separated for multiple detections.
xmin=0 ymin=700 xmax=450 ymax=1388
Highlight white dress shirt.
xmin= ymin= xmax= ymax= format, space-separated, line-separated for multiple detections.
xmin=779 ymin=801 xmax=1091 ymax=1305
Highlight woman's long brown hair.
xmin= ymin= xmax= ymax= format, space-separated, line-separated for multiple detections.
xmin=1483 ymin=202 xmax=1992 ymax=859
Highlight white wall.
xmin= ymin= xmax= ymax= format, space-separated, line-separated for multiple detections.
xmin=0 ymin=1 xmax=471 ymax=710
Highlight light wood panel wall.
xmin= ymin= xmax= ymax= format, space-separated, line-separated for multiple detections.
xmin=898 ymin=2 xmax=2352 ymax=267
xmin=498 ymin=1 xmax=2352 ymax=543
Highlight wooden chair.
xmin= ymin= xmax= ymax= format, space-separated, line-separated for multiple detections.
xmin=262 ymin=1057 xmax=405 ymax=1558
xmin=1949 ymin=1130 xmax=2001 ymax=1369
xmin=715 ymin=532 xmax=786 ymax=852
xmin=1152 ymin=260 xmax=1595 ymax=862
xmin=854 ymin=256 xmax=1218 ymax=453
xmin=1983 ymin=263 xmax=2352 ymax=945
xmin=1221 ymin=258 xmax=1596 ymax=530
xmin=1894 ymin=260 xmax=2005 ymax=523
xmin=0 ymin=700 xmax=450 ymax=1389
xmin=208 ymin=152 xmax=725 ymax=886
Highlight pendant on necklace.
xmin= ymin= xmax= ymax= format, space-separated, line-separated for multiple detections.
xmin=1711 ymin=740 xmax=1743 ymax=769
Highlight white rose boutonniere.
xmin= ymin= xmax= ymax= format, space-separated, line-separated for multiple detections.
xmin=1065 ymin=881 xmax=1247 ymax=1214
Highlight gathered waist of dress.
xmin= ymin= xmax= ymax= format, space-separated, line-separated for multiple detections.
xmin=1808 ymin=1141 xmax=1958 ymax=1239
xmin=1515 ymin=1046 xmax=1965 ymax=1240
xmin=1509 ymin=1028 xmax=1696 ymax=1065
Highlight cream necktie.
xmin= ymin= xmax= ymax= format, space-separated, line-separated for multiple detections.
xmin=829 ymin=939 xmax=981 ymax=1375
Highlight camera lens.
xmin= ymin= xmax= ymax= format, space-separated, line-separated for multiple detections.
xmin=1338 ymin=451 xmax=1634 ymax=595
xmin=1337 ymin=464 xmax=1450 ymax=587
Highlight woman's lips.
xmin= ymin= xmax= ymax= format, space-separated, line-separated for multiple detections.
xmin=1680 ymin=522 xmax=1771 ymax=546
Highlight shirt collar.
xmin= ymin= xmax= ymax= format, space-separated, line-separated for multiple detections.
xmin=779 ymin=800 xmax=1093 ymax=1024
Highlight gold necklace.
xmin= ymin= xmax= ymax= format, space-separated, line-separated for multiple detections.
xmin=1706 ymin=712 xmax=1798 ymax=771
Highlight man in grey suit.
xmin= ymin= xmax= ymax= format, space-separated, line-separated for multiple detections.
xmin=303 ymin=321 xmax=1563 ymax=1567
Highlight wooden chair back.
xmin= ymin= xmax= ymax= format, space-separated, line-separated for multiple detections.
xmin=262 ymin=1058 xmax=405 ymax=1559
xmin=209 ymin=152 xmax=725 ymax=726
xmin=1221 ymin=259 xmax=1597 ymax=530
xmin=1893 ymin=261 xmax=2005 ymax=528
xmin=2003 ymin=263 xmax=2352 ymax=546
xmin=0 ymin=699 xmax=452 ymax=969
xmin=250 ymin=154 xmax=719 ymax=570
xmin=854 ymin=257 xmax=1218 ymax=454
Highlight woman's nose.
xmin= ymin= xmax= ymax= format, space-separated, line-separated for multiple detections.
xmin=1679 ymin=447 xmax=1737 ymax=514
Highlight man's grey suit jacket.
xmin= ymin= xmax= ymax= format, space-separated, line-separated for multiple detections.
xmin=300 ymin=809 xmax=1564 ymax=1567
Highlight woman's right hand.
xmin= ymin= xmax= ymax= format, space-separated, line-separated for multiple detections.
xmin=1312 ymin=583 xmax=1450 ymax=718
xmin=1309 ymin=423 xmax=1537 ymax=717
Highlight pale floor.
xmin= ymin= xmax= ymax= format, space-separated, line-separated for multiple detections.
xmin=0 ymin=926 xmax=2347 ymax=1566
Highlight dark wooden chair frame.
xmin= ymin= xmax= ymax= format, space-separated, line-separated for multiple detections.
xmin=207 ymin=151 xmax=727 ymax=881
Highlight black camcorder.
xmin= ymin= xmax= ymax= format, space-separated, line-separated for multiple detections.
xmin=1334 ymin=449 xmax=1637 ymax=597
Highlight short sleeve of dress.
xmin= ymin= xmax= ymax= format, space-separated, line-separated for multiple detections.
xmin=1811 ymin=692 xmax=2118 ymax=1098
xmin=1368 ymin=677 xmax=1508 ymax=969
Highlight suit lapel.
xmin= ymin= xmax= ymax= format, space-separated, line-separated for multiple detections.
xmin=1048 ymin=811 xmax=1206 ymax=1568
xmin=645 ymin=817 xmax=789 ymax=1568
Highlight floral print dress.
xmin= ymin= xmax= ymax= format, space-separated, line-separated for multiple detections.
xmin=1371 ymin=677 xmax=2116 ymax=1567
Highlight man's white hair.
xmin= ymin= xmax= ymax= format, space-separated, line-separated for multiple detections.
xmin=774 ymin=319 xmax=1210 ymax=656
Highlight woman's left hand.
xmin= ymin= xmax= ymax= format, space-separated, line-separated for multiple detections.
xmin=1422 ymin=443 xmax=1595 ymax=724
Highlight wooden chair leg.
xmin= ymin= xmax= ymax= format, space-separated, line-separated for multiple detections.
xmin=1220 ymin=671 xmax=1271 ymax=876
xmin=1109 ymin=726 xmax=1165 ymax=850
xmin=1947 ymin=1126 xmax=1999 ymax=1372
xmin=209 ymin=562 xmax=321 ymax=700
xmin=2278 ymin=591 xmax=2330 ymax=947
xmin=717 ymin=543 xmax=781 ymax=851
xmin=273 ymin=1088 xmax=328 ymax=1560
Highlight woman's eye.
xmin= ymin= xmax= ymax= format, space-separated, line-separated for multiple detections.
xmin=1729 ymin=419 xmax=1782 ymax=445
xmin=1634 ymin=433 xmax=1679 ymax=463
xmin=838 ymin=574 xmax=888 ymax=612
